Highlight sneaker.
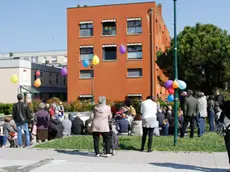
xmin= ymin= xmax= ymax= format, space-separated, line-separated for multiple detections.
xmin=105 ymin=154 xmax=112 ymax=158
xmin=95 ymin=154 xmax=101 ymax=157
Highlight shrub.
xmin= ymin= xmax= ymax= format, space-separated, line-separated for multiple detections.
xmin=47 ymin=97 xmax=61 ymax=104
xmin=32 ymin=99 xmax=42 ymax=112
xmin=0 ymin=103 xmax=13 ymax=115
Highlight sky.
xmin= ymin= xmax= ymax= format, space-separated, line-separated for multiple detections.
xmin=0 ymin=0 xmax=229 ymax=53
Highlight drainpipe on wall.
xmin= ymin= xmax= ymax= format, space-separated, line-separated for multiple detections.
xmin=148 ymin=8 xmax=154 ymax=97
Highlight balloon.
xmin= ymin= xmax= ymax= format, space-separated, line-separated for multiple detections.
xmin=165 ymin=80 xmax=173 ymax=89
xmin=92 ymin=55 xmax=100 ymax=65
xmin=173 ymin=80 xmax=179 ymax=89
xmin=119 ymin=44 xmax=126 ymax=54
xmin=167 ymin=94 xmax=174 ymax=102
xmin=34 ymin=78 xmax=41 ymax=88
xmin=61 ymin=67 xmax=68 ymax=76
xmin=168 ymin=88 xmax=175 ymax=94
xmin=36 ymin=70 xmax=40 ymax=77
xmin=178 ymin=80 xmax=187 ymax=90
xmin=11 ymin=74 xmax=18 ymax=84
xmin=82 ymin=59 xmax=90 ymax=67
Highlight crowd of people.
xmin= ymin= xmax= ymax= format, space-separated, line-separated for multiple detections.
xmin=1 ymin=88 xmax=230 ymax=166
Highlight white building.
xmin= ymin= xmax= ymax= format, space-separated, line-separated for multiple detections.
xmin=0 ymin=59 xmax=67 ymax=103
xmin=0 ymin=50 xmax=67 ymax=66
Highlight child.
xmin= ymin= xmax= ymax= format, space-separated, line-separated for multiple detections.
xmin=2 ymin=116 xmax=17 ymax=148
xmin=103 ymin=121 xmax=119 ymax=155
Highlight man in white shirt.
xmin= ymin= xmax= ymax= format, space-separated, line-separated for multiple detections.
xmin=140 ymin=96 xmax=158 ymax=152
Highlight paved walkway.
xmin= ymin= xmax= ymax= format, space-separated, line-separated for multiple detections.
xmin=0 ymin=148 xmax=229 ymax=172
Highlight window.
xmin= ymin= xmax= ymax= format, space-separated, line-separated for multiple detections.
xmin=127 ymin=44 xmax=142 ymax=59
xmin=43 ymin=57 xmax=47 ymax=63
xmin=49 ymin=73 xmax=52 ymax=84
xmin=56 ymin=74 xmax=59 ymax=84
xmin=80 ymin=70 xmax=94 ymax=79
xmin=64 ymin=77 xmax=66 ymax=85
xmin=79 ymin=22 xmax=93 ymax=37
xmin=32 ymin=56 xmax=38 ymax=62
xmin=127 ymin=19 xmax=142 ymax=34
xmin=34 ymin=72 xmax=37 ymax=81
xmin=40 ymin=72 xmax=43 ymax=83
xmin=127 ymin=68 xmax=142 ymax=78
xmin=102 ymin=45 xmax=117 ymax=61
xmin=102 ymin=20 xmax=116 ymax=36
xmin=51 ymin=56 xmax=57 ymax=63
xmin=80 ymin=46 xmax=94 ymax=61
xmin=64 ymin=56 xmax=67 ymax=63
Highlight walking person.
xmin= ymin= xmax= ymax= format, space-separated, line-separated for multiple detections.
xmin=90 ymin=96 xmax=112 ymax=157
xmin=12 ymin=94 xmax=32 ymax=147
xmin=180 ymin=90 xmax=199 ymax=138
xmin=196 ymin=92 xmax=207 ymax=137
xmin=140 ymin=96 xmax=158 ymax=152
xmin=207 ymin=95 xmax=215 ymax=132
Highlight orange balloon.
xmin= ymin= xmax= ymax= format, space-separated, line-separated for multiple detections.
xmin=172 ymin=80 xmax=179 ymax=89
xmin=34 ymin=78 xmax=41 ymax=88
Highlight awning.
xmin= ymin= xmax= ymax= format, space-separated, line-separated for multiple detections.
xmin=102 ymin=19 xmax=116 ymax=23
xmin=38 ymin=87 xmax=67 ymax=93
xmin=79 ymin=95 xmax=93 ymax=98
xmin=127 ymin=18 xmax=141 ymax=21
xmin=127 ymin=94 xmax=142 ymax=97
xmin=127 ymin=43 xmax=142 ymax=46
xmin=79 ymin=21 xmax=93 ymax=24
xmin=80 ymin=45 xmax=93 ymax=48
xmin=102 ymin=44 xmax=117 ymax=48
xmin=20 ymin=85 xmax=39 ymax=94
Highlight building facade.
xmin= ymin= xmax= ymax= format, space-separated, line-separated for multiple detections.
xmin=0 ymin=59 xmax=67 ymax=103
xmin=0 ymin=50 xmax=67 ymax=66
xmin=67 ymin=2 xmax=170 ymax=102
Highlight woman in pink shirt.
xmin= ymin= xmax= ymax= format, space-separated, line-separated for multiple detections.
xmin=90 ymin=96 xmax=112 ymax=157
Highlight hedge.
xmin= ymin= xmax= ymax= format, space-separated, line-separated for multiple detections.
xmin=0 ymin=97 xmax=176 ymax=115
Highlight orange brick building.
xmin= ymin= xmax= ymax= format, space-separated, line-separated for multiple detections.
xmin=67 ymin=2 xmax=170 ymax=103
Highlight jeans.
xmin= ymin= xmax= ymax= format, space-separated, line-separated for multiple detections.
xmin=2 ymin=136 xmax=8 ymax=146
xmin=196 ymin=115 xmax=205 ymax=137
xmin=141 ymin=127 xmax=154 ymax=151
xmin=162 ymin=123 xmax=170 ymax=136
xmin=17 ymin=123 xmax=30 ymax=147
xmin=208 ymin=110 xmax=215 ymax=132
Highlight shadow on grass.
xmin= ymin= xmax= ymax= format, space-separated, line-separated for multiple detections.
xmin=55 ymin=149 xmax=95 ymax=157
xmin=149 ymin=163 xmax=227 ymax=172
xmin=119 ymin=143 xmax=139 ymax=151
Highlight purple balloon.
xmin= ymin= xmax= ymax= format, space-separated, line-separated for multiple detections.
xmin=61 ymin=67 xmax=68 ymax=77
xmin=165 ymin=80 xmax=173 ymax=89
xmin=119 ymin=44 xmax=126 ymax=54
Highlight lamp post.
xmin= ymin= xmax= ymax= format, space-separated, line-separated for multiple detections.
xmin=173 ymin=0 xmax=179 ymax=146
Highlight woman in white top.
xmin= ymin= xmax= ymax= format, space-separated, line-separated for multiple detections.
xmin=140 ymin=96 xmax=158 ymax=152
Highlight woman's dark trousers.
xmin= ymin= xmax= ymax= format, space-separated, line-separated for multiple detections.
xmin=93 ymin=132 xmax=111 ymax=155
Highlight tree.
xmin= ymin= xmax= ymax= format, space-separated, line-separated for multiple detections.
xmin=156 ymin=23 xmax=230 ymax=94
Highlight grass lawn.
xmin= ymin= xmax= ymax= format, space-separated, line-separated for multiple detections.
xmin=34 ymin=132 xmax=226 ymax=152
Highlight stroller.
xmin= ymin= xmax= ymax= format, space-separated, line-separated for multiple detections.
xmin=103 ymin=121 xmax=119 ymax=155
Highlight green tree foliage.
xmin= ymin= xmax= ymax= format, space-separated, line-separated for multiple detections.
xmin=157 ymin=23 xmax=230 ymax=94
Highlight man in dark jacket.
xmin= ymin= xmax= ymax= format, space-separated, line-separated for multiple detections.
xmin=180 ymin=90 xmax=199 ymax=138
xmin=12 ymin=94 xmax=32 ymax=147
xmin=71 ymin=116 xmax=84 ymax=135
